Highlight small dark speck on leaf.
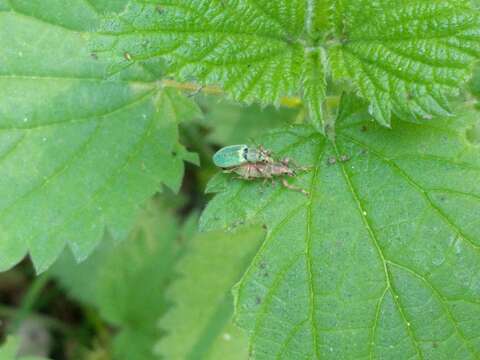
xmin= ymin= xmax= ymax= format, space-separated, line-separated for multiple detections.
xmin=156 ymin=5 xmax=164 ymax=14
xmin=327 ymin=157 xmax=337 ymax=165
xmin=465 ymin=122 xmax=480 ymax=145
xmin=361 ymin=125 xmax=368 ymax=132
xmin=259 ymin=261 xmax=267 ymax=270
xmin=262 ymin=224 xmax=267 ymax=230
xmin=171 ymin=151 xmax=177 ymax=157
xmin=340 ymin=32 xmax=349 ymax=44
xmin=432 ymin=342 xmax=439 ymax=349
xmin=255 ymin=296 xmax=262 ymax=305
xmin=439 ymin=196 xmax=446 ymax=202
xmin=90 ymin=52 xmax=98 ymax=60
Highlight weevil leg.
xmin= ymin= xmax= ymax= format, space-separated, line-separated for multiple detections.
xmin=258 ymin=178 xmax=269 ymax=195
xmin=298 ymin=165 xmax=313 ymax=172
xmin=280 ymin=157 xmax=312 ymax=173
xmin=246 ymin=164 xmax=254 ymax=179
xmin=281 ymin=178 xmax=309 ymax=196
xmin=259 ymin=145 xmax=274 ymax=163
xmin=222 ymin=167 xmax=236 ymax=174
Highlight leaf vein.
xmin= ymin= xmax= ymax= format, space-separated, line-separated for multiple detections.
xmin=334 ymin=142 xmax=424 ymax=359
xmin=305 ymin=144 xmax=324 ymax=360
xmin=341 ymin=134 xmax=480 ymax=251
xmin=0 ymin=90 xmax=155 ymax=131
xmin=29 ymin=107 xmax=158 ymax=252
xmin=387 ymin=260 xmax=478 ymax=356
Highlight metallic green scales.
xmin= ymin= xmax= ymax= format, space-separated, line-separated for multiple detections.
xmin=213 ymin=144 xmax=248 ymax=168
xmin=213 ymin=144 xmax=270 ymax=168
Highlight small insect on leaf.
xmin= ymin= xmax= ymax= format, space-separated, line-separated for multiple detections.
xmin=222 ymin=159 xmax=309 ymax=196
xmin=212 ymin=144 xmax=272 ymax=168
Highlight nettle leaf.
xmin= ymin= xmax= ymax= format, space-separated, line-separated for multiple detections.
xmin=201 ymin=107 xmax=480 ymax=359
xmin=330 ymin=0 xmax=480 ymax=126
xmin=93 ymin=0 xmax=330 ymax=129
xmin=51 ymin=199 xmax=181 ymax=360
xmin=0 ymin=2 xmax=198 ymax=272
xmin=469 ymin=63 xmax=480 ymax=97
xmin=97 ymin=0 xmax=479 ymax=129
xmin=157 ymin=226 xmax=263 ymax=359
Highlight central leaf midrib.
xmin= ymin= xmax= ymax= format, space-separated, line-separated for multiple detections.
xmin=97 ymin=26 xmax=292 ymax=44
xmin=305 ymin=142 xmax=324 ymax=359
xmin=343 ymin=47 xmax=458 ymax=89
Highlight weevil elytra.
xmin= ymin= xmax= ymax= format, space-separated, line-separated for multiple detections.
xmin=212 ymin=144 xmax=272 ymax=168
xmin=223 ymin=158 xmax=310 ymax=196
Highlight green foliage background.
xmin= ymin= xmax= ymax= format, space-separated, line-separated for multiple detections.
xmin=1 ymin=0 xmax=480 ymax=359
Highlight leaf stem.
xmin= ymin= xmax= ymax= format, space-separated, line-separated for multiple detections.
xmin=10 ymin=273 xmax=50 ymax=332
xmin=160 ymin=80 xmax=303 ymax=108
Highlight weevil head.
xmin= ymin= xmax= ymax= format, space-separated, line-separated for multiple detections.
xmin=244 ymin=146 xmax=270 ymax=163
xmin=258 ymin=151 xmax=271 ymax=162
xmin=258 ymin=146 xmax=272 ymax=159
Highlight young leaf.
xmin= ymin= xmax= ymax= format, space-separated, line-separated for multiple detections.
xmin=201 ymin=109 xmax=480 ymax=358
xmin=330 ymin=0 xmax=480 ymax=126
xmin=93 ymin=0 xmax=329 ymax=128
xmin=97 ymin=0 xmax=480 ymax=130
xmin=51 ymin=199 xmax=181 ymax=360
xmin=156 ymin=226 xmax=263 ymax=359
xmin=0 ymin=3 xmax=197 ymax=272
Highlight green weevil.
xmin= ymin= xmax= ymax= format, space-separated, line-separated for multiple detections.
xmin=212 ymin=144 xmax=272 ymax=168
